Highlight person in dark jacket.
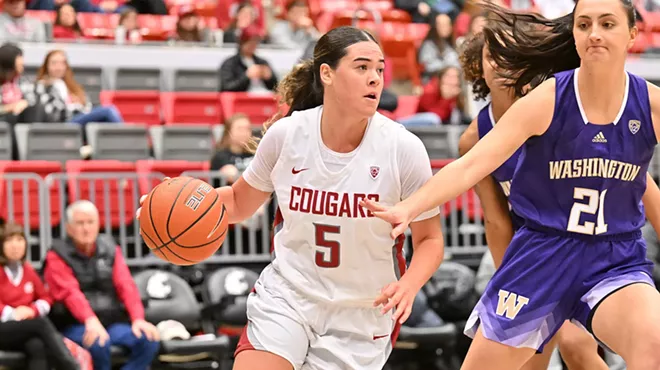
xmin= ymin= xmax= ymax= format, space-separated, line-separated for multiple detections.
xmin=43 ymin=200 xmax=160 ymax=370
xmin=219 ymin=26 xmax=277 ymax=93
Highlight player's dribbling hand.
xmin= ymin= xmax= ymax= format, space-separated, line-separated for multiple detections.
xmin=360 ymin=199 xmax=413 ymax=239
xmin=136 ymin=177 xmax=171 ymax=219
xmin=374 ymin=281 xmax=417 ymax=324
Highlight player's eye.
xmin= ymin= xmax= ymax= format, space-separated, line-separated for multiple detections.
xmin=377 ymin=68 xmax=384 ymax=74
xmin=577 ymin=23 xmax=589 ymax=30
xmin=358 ymin=65 xmax=368 ymax=71
xmin=603 ymin=21 xmax=615 ymax=29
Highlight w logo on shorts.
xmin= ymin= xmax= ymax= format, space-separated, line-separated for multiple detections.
xmin=496 ymin=290 xmax=530 ymax=319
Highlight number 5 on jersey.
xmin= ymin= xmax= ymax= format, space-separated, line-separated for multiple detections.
xmin=314 ymin=223 xmax=340 ymax=268
xmin=567 ymin=188 xmax=608 ymax=235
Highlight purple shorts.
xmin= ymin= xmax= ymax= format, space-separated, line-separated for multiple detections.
xmin=464 ymin=226 xmax=654 ymax=352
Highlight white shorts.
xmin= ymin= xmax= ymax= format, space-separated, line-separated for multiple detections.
xmin=235 ymin=264 xmax=397 ymax=370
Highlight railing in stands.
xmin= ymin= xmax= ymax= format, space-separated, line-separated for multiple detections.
xmin=1 ymin=167 xmax=488 ymax=268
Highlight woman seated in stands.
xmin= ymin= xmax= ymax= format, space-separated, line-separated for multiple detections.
xmin=210 ymin=113 xmax=255 ymax=184
xmin=398 ymin=65 xmax=468 ymax=127
xmin=115 ymin=7 xmax=142 ymax=44
xmin=0 ymin=222 xmax=81 ymax=370
xmin=0 ymin=43 xmax=47 ymax=127
xmin=35 ymin=50 xmax=124 ymax=126
xmin=171 ymin=6 xmax=207 ymax=43
xmin=52 ymin=4 xmax=86 ymax=41
xmin=222 ymin=1 xmax=257 ymax=44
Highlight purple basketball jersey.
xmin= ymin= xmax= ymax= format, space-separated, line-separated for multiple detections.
xmin=509 ymin=68 xmax=656 ymax=236
xmin=477 ymin=103 xmax=524 ymax=229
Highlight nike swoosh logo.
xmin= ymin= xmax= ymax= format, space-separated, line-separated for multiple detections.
xmin=373 ymin=334 xmax=389 ymax=340
xmin=292 ymin=167 xmax=309 ymax=175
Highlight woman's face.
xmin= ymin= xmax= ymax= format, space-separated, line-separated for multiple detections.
xmin=47 ymin=52 xmax=68 ymax=79
xmin=235 ymin=5 xmax=254 ymax=29
xmin=3 ymin=235 xmax=26 ymax=263
xmin=323 ymin=41 xmax=385 ymax=119
xmin=229 ymin=118 xmax=253 ymax=147
xmin=179 ymin=14 xmax=198 ymax=32
xmin=440 ymin=67 xmax=461 ymax=99
xmin=14 ymin=55 xmax=24 ymax=76
xmin=470 ymin=15 xmax=486 ymax=35
xmin=59 ymin=4 xmax=76 ymax=27
xmin=572 ymin=0 xmax=636 ymax=64
xmin=122 ymin=11 xmax=138 ymax=30
xmin=436 ymin=14 xmax=453 ymax=39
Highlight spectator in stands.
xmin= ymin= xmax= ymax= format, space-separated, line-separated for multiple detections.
xmin=0 ymin=223 xmax=81 ymax=370
xmin=115 ymin=7 xmax=142 ymax=44
xmin=43 ymin=200 xmax=160 ymax=370
xmin=172 ymin=6 xmax=206 ymax=43
xmin=223 ymin=1 xmax=256 ymax=44
xmin=210 ymin=113 xmax=254 ymax=183
xmin=0 ymin=0 xmax=47 ymax=42
xmin=52 ymin=4 xmax=86 ymax=40
xmin=395 ymin=0 xmax=433 ymax=23
xmin=418 ymin=13 xmax=460 ymax=83
xmin=399 ymin=65 xmax=466 ymax=126
xmin=219 ymin=26 xmax=278 ymax=93
xmin=455 ymin=12 xmax=486 ymax=47
xmin=0 ymin=43 xmax=47 ymax=131
xmin=35 ymin=50 xmax=123 ymax=126
xmin=269 ymin=0 xmax=320 ymax=51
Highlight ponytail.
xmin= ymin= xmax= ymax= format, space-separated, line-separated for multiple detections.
xmin=279 ymin=59 xmax=324 ymax=117
xmin=482 ymin=2 xmax=579 ymax=97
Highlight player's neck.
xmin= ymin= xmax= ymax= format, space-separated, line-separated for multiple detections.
xmin=577 ymin=66 xmax=627 ymax=111
xmin=320 ymin=106 xmax=369 ymax=153
xmin=490 ymin=91 xmax=516 ymax=122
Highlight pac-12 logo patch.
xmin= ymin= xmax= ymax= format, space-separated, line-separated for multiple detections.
xmin=370 ymin=166 xmax=380 ymax=180
xmin=629 ymin=119 xmax=640 ymax=135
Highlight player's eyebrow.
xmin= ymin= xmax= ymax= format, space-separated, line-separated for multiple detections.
xmin=576 ymin=13 xmax=616 ymax=20
xmin=353 ymin=57 xmax=386 ymax=63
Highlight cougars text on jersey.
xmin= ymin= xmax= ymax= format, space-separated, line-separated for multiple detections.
xmin=289 ymin=186 xmax=380 ymax=218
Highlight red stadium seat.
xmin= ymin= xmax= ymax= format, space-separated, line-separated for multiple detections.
xmin=0 ymin=161 xmax=62 ymax=229
xmin=65 ymin=160 xmax=136 ymax=228
xmin=138 ymin=14 xmax=176 ymax=40
xmin=78 ymin=12 xmax=119 ymax=39
xmin=219 ymin=92 xmax=281 ymax=126
xmin=100 ymin=91 xmax=162 ymax=126
xmin=161 ymin=92 xmax=222 ymax=125
xmin=136 ymin=160 xmax=209 ymax=195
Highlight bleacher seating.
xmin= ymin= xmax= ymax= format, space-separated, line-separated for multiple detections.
xmin=73 ymin=67 xmax=104 ymax=105
xmin=100 ymin=91 xmax=162 ymax=126
xmin=149 ymin=125 xmax=214 ymax=161
xmin=14 ymin=124 xmax=83 ymax=162
xmin=133 ymin=270 xmax=231 ymax=367
xmin=161 ymin=92 xmax=222 ymax=125
xmin=173 ymin=69 xmax=219 ymax=92
xmin=408 ymin=126 xmax=463 ymax=159
xmin=85 ymin=123 xmax=151 ymax=161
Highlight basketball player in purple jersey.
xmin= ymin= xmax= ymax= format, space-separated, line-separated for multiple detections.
xmin=363 ymin=0 xmax=660 ymax=369
xmin=458 ymin=31 xmax=609 ymax=370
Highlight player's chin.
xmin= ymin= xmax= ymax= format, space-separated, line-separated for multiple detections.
xmin=358 ymin=101 xmax=379 ymax=117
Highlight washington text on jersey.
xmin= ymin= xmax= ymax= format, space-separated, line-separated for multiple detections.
xmin=549 ymin=158 xmax=641 ymax=182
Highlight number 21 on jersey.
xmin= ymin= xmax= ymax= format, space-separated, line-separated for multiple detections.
xmin=567 ymin=187 xmax=608 ymax=235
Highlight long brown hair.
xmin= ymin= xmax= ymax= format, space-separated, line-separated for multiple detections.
xmin=482 ymin=0 xmax=636 ymax=97
xmin=437 ymin=66 xmax=465 ymax=113
xmin=459 ymin=32 xmax=489 ymax=101
xmin=37 ymin=50 xmax=87 ymax=105
xmin=0 ymin=222 xmax=27 ymax=265
xmin=248 ymin=26 xmax=378 ymax=152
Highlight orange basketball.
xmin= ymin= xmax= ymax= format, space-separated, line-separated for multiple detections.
xmin=139 ymin=177 xmax=228 ymax=265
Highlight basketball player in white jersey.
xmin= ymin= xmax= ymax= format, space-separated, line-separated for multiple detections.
xmin=138 ymin=26 xmax=445 ymax=370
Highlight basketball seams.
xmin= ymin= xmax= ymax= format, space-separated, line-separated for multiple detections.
xmin=165 ymin=177 xmax=198 ymax=240
xmin=140 ymin=177 xmax=228 ymax=265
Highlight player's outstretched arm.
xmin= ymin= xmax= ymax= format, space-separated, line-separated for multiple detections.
xmin=458 ymin=120 xmax=513 ymax=268
xmin=364 ymin=79 xmax=556 ymax=239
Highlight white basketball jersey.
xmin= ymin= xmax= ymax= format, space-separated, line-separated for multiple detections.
xmin=268 ymin=107 xmax=415 ymax=307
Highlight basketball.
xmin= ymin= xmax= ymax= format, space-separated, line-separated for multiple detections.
xmin=139 ymin=177 xmax=228 ymax=265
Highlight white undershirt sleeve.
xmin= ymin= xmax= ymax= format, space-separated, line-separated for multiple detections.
xmin=397 ymin=129 xmax=441 ymax=222
xmin=242 ymin=120 xmax=288 ymax=193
